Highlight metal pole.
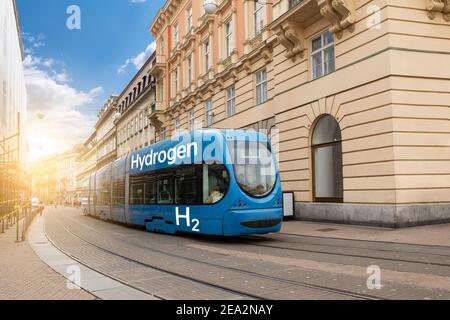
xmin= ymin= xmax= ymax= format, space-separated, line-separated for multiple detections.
xmin=16 ymin=210 xmax=20 ymax=242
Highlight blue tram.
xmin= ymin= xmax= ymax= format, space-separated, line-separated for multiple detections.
xmin=87 ymin=129 xmax=283 ymax=236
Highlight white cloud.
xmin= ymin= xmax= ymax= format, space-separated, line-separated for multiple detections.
xmin=22 ymin=32 xmax=46 ymax=54
xmin=25 ymin=55 xmax=103 ymax=162
xmin=129 ymin=0 xmax=147 ymax=3
xmin=118 ymin=42 xmax=156 ymax=74
xmin=24 ymin=55 xmax=54 ymax=68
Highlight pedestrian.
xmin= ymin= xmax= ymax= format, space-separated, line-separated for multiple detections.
xmin=39 ymin=202 xmax=44 ymax=217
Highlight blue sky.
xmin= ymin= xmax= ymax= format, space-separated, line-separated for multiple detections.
xmin=16 ymin=0 xmax=165 ymax=161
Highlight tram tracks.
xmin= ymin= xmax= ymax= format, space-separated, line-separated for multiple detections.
xmin=48 ymin=213 xmax=381 ymax=300
xmin=277 ymin=232 xmax=450 ymax=254
xmin=46 ymin=216 xmax=264 ymax=300
xmin=239 ymin=239 xmax=450 ymax=268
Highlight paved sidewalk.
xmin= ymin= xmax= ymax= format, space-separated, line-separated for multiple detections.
xmin=29 ymin=214 xmax=156 ymax=300
xmin=0 ymin=216 xmax=94 ymax=300
xmin=282 ymin=220 xmax=450 ymax=247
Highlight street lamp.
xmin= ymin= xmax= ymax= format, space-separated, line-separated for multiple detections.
xmin=203 ymin=0 xmax=218 ymax=14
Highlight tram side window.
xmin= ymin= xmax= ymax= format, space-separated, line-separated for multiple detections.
xmin=130 ymin=183 xmax=144 ymax=205
xmin=204 ymin=164 xmax=229 ymax=204
xmin=129 ymin=164 xmax=229 ymax=205
xmin=112 ymin=180 xmax=125 ymax=205
xmin=158 ymin=178 xmax=173 ymax=204
xmin=175 ymin=166 xmax=201 ymax=205
xmin=145 ymin=180 xmax=157 ymax=204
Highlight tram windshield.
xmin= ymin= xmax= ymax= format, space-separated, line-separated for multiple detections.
xmin=228 ymin=140 xmax=276 ymax=198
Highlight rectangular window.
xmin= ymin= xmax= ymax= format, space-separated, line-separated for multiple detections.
xmin=186 ymin=54 xmax=193 ymax=85
xmin=205 ymin=99 xmax=213 ymax=127
xmin=157 ymin=177 xmax=173 ymax=204
xmin=159 ymin=77 xmax=164 ymax=101
xmin=255 ymin=68 xmax=268 ymax=105
xmin=204 ymin=39 xmax=210 ymax=73
xmin=173 ymin=23 xmax=179 ymax=47
xmin=189 ymin=110 xmax=195 ymax=130
xmin=144 ymin=180 xmax=157 ymax=204
xmin=172 ymin=68 xmax=178 ymax=98
xmin=226 ymin=86 xmax=236 ymax=117
xmin=139 ymin=112 xmax=143 ymax=131
xmin=135 ymin=116 xmax=139 ymax=134
xmin=159 ymin=128 xmax=166 ymax=141
xmin=254 ymin=0 xmax=264 ymax=35
xmin=175 ymin=117 xmax=181 ymax=133
xmin=130 ymin=183 xmax=144 ymax=205
xmin=225 ymin=20 xmax=233 ymax=57
xmin=160 ymin=37 xmax=165 ymax=54
xmin=160 ymin=128 xmax=166 ymax=141
xmin=144 ymin=108 xmax=149 ymax=127
xmin=311 ymin=31 xmax=335 ymax=80
xmin=175 ymin=166 xmax=201 ymax=205
xmin=187 ymin=6 xmax=193 ymax=32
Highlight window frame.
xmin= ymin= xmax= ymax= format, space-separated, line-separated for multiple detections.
xmin=204 ymin=38 xmax=210 ymax=73
xmin=226 ymin=85 xmax=236 ymax=117
xmin=225 ymin=19 xmax=233 ymax=57
xmin=186 ymin=53 xmax=193 ymax=85
xmin=173 ymin=23 xmax=179 ymax=48
xmin=255 ymin=68 xmax=268 ymax=105
xmin=311 ymin=115 xmax=343 ymax=203
xmin=254 ymin=0 xmax=264 ymax=36
xmin=188 ymin=109 xmax=195 ymax=130
xmin=310 ymin=31 xmax=335 ymax=80
xmin=174 ymin=117 xmax=181 ymax=134
xmin=128 ymin=164 xmax=230 ymax=206
xmin=186 ymin=5 xmax=193 ymax=33
xmin=205 ymin=98 xmax=213 ymax=127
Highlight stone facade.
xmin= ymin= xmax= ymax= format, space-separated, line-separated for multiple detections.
xmin=147 ymin=0 xmax=450 ymax=227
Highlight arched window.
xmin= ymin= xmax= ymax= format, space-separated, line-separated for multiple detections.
xmin=312 ymin=115 xmax=343 ymax=203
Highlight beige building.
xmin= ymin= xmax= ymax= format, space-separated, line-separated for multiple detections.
xmin=96 ymin=96 xmax=118 ymax=168
xmin=148 ymin=0 xmax=450 ymax=227
xmin=116 ymin=53 xmax=157 ymax=158
xmin=75 ymin=132 xmax=97 ymax=200
xmin=30 ymin=154 xmax=57 ymax=204
xmin=31 ymin=146 xmax=82 ymax=204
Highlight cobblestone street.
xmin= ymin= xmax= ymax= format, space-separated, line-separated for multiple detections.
xmin=20 ymin=207 xmax=450 ymax=300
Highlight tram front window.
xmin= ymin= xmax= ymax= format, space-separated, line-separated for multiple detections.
xmin=228 ymin=140 xmax=276 ymax=198
xmin=203 ymin=164 xmax=229 ymax=204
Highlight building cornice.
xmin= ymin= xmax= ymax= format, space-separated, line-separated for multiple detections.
xmin=118 ymin=52 xmax=156 ymax=102
xmin=150 ymin=0 xmax=184 ymax=37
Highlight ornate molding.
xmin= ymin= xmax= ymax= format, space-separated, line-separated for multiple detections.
xmin=317 ymin=0 xmax=355 ymax=38
xmin=427 ymin=0 xmax=450 ymax=21
xmin=275 ymin=21 xmax=305 ymax=61
xmin=242 ymin=59 xmax=252 ymax=75
xmin=261 ymin=46 xmax=273 ymax=63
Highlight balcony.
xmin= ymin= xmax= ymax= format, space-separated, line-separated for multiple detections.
xmin=148 ymin=102 xmax=166 ymax=129
xmin=270 ymin=0 xmax=356 ymax=60
xmin=148 ymin=54 xmax=166 ymax=77
xmin=271 ymin=0 xmax=320 ymax=29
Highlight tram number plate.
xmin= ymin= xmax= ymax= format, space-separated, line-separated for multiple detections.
xmin=175 ymin=207 xmax=200 ymax=232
